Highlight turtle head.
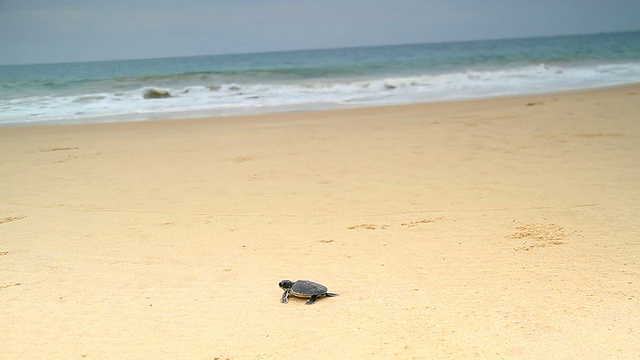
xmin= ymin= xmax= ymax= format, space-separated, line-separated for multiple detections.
xmin=279 ymin=280 xmax=294 ymax=290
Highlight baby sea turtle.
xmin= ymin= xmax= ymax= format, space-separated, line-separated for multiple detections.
xmin=279 ymin=279 xmax=339 ymax=305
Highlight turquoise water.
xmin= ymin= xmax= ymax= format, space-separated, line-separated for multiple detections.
xmin=1 ymin=31 xmax=639 ymax=125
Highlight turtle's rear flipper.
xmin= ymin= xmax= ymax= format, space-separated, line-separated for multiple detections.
xmin=305 ymin=295 xmax=319 ymax=305
xmin=325 ymin=292 xmax=339 ymax=297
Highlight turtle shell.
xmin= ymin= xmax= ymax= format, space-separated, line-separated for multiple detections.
xmin=290 ymin=280 xmax=327 ymax=298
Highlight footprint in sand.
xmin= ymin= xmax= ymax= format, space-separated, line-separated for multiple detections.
xmin=316 ymin=239 xmax=335 ymax=243
xmin=574 ymin=133 xmax=624 ymax=138
xmin=39 ymin=147 xmax=79 ymax=152
xmin=347 ymin=217 xmax=442 ymax=230
xmin=0 ymin=283 xmax=21 ymax=289
xmin=0 ymin=216 xmax=26 ymax=224
xmin=231 ymin=156 xmax=255 ymax=163
xmin=400 ymin=217 xmax=443 ymax=228
xmin=508 ymin=223 xmax=571 ymax=251
xmin=347 ymin=224 xmax=389 ymax=230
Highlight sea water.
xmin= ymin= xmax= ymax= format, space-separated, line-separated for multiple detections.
xmin=1 ymin=31 xmax=639 ymax=126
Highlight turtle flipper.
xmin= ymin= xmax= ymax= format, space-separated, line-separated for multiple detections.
xmin=325 ymin=292 xmax=339 ymax=297
xmin=305 ymin=295 xmax=318 ymax=305
xmin=281 ymin=289 xmax=290 ymax=304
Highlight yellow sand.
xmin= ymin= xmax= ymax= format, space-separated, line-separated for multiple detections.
xmin=1 ymin=85 xmax=639 ymax=359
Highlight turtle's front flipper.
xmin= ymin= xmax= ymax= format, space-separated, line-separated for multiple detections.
xmin=281 ymin=290 xmax=290 ymax=304
xmin=305 ymin=295 xmax=318 ymax=305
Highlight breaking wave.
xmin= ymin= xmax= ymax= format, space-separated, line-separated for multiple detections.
xmin=2 ymin=61 xmax=640 ymax=125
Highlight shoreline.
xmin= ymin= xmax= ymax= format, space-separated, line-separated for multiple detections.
xmin=2 ymin=82 xmax=639 ymax=129
xmin=1 ymin=84 xmax=639 ymax=358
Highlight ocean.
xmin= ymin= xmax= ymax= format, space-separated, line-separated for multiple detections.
xmin=1 ymin=31 xmax=639 ymax=126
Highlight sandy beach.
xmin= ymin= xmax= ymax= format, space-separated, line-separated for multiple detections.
xmin=1 ymin=85 xmax=639 ymax=359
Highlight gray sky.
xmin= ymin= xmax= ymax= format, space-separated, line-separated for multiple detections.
xmin=1 ymin=0 xmax=639 ymax=65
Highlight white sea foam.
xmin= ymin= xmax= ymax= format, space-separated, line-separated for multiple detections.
xmin=1 ymin=62 xmax=639 ymax=125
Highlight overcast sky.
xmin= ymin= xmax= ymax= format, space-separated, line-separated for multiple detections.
xmin=1 ymin=0 xmax=639 ymax=65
